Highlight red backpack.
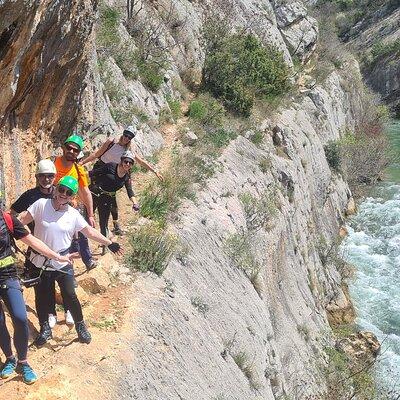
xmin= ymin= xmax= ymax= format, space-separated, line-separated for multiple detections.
xmin=1 ymin=211 xmax=14 ymax=234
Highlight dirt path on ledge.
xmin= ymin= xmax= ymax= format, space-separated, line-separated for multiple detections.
xmin=1 ymin=116 xmax=185 ymax=399
xmin=0 ymin=254 xmax=142 ymax=400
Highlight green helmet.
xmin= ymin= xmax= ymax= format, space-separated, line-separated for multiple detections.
xmin=64 ymin=135 xmax=84 ymax=150
xmin=58 ymin=175 xmax=79 ymax=194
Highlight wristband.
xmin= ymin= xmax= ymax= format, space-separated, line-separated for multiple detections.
xmin=108 ymin=242 xmax=121 ymax=253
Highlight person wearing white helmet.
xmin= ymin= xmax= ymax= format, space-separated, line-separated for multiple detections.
xmin=10 ymin=160 xmax=73 ymax=328
xmin=89 ymin=151 xmax=139 ymax=242
xmin=10 ymin=160 xmax=56 ymax=225
xmin=81 ymin=126 xmax=162 ymax=235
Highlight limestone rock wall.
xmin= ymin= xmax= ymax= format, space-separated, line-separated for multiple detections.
xmin=119 ymin=64 xmax=363 ymax=399
xmin=344 ymin=3 xmax=400 ymax=113
xmin=0 ymin=1 xmax=366 ymax=399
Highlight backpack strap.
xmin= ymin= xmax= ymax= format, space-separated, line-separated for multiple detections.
xmin=98 ymin=138 xmax=115 ymax=159
xmin=1 ymin=211 xmax=25 ymax=256
xmin=2 ymin=211 xmax=14 ymax=234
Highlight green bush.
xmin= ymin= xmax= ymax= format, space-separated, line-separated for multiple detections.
xmin=203 ymin=34 xmax=290 ymax=116
xmin=139 ymin=151 xmax=194 ymax=225
xmin=249 ymin=131 xmax=264 ymax=146
xmin=97 ymin=6 xmax=121 ymax=49
xmin=188 ymin=94 xmax=226 ymax=127
xmin=224 ymin=232 xmax=260 ymax=284
xmin=166 ymin=95 xmax=181 ymax=121
xmin=368 ymin=39 xmax=400 ymax=66
xmin=207 ymin=129 xmax=237 ymax=148
xmin=324 ymin=141 xmax=341 ymax=173
xmin=239 ymin=189 xmax=278 ymax=232
xmin=188 ymin=100 xmax=207 ymax=120
xmin=137 ymin=59 xmax=164 ymax=92
xmin=125 ymin=223 xmax=177 ymax=275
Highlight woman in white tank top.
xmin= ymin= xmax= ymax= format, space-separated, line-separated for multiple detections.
xmin=81 ymin=126 xmax=163 ymax=235
xmin=81 ymin=126 xmax=162 ymax=179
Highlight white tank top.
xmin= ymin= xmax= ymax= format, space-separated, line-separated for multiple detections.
xmin=100 ymin=141 xmax=134 ymax=164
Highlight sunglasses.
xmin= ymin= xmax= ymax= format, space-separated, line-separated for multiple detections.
xmin=57 ymin=185 xmax=74 ymax=196
xmin=65 ymin=144 xmax=80 ymax=154
xmin=122 ymin=133 xmax=134 ymax=140
xmin=38 ymin=174 xmax=55 ymax=179
xmin=122 ymin=159 xmax=133 ymax=165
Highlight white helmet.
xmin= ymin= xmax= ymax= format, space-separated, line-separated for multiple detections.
xmin=36 ymin=159 xmax=56 ymax=175
xmin=121 ymin=150 xmax=135 ymax=162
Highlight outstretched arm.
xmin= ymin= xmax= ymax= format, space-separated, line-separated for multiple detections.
xmin=81 ymin=139 xmax=113 ymax=166
xmin=20 ymin=234 xmax=71 ymax=263
xmin=80 ymin=226 xmax=122 ymax=255
xmin=134 ymin=155 xmax=163 ymax=181
xmin=18 ymin=210 xmax=34 ymax=226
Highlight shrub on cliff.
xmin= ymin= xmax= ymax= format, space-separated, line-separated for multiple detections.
xmin=202 ymin=34 xmax=290 ymax=116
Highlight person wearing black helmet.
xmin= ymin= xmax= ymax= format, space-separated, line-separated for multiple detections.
xmin=89 ymin=151 xmax=139 ymax=243
xmin=81 ymin=126 xmax=162 ymax=235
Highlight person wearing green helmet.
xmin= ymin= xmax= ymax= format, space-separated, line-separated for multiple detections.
xmin=55 ymin=135 xmax=97 ymax=271
xmin=19 ymin=176 xmax=122 ymax=346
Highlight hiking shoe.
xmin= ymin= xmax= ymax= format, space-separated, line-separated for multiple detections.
xmin=86 ymin=259 xmax=98 ymax=271
xmin=34 ymin=322 xmax=52 ymax=346
xmin=16 ymin=363 xmax=37 ymax=384
xmin=0 ymin=357 xmax=17 ymax=378
xmin=76 ymin=321 xmax=92 ymax=344
xmin=112 ymin=222 xmax=123 ymax=236
xmin=48 ymin=313 xmax=57 ymax=328
xmin=65 ymin=310 xmax=74 ymax=326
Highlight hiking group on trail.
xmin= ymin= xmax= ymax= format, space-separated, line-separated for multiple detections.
xmin=0 ymin=126 xmax=161 ymax=384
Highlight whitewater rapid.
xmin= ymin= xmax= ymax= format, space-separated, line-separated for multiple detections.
xmin=343 ymin=168 xmax=400 ymax=394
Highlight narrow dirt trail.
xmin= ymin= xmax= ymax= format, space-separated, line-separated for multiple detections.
xmin=1 ymin=113 xmax=187 ymax=398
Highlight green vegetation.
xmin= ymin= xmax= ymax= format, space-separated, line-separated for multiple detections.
xmin=137 ymin=59 xmax=165 ymax=92
xmin=249 ymin=131 xmax=264 ymax=146
xmin=139 ymin=152 xmax=194 ymax=225
xmin=224 ymin=231 xmax=260 ymax=289
xmin=239 ymin=189 xmax=278 ymax=232
xmin=203 ymin=33 xmax=290 ymax=116
xmin=259 ymin=156 xmax=272 ymax=173
xmin=366 ymin=39 xmax=400 ymax=67
xmin=97 ymin=4 xmax=166 ymax=92
xmin=191 ymin=296 xmax=210 ymax=316
xmin=207 ymin=129 xmax=237 ymax=148
xmin=323 ymin=346 xmax=377 ymax=400
xmin=166 ymin=95 xmax=181 ymax=121
xmin=97 ymin=5 xmax=121 ymax=49
xmin=324 ymin=141 xmax=341 ymax=173
xmin=232 ymin=351 xmax=260 ymax=390
xmin=125 ymin=223 xmax=177 ymax=276
xmin=188 ymin=94 xmax=226 ymax=127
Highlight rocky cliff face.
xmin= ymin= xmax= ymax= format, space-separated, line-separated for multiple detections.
xmin=0 ymin=0 xmax=365 ymax=398
xmin=342 ymin=2 xmax=400 ymax=114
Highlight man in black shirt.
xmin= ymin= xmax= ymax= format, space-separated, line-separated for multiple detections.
xmin=10 ymin=159 xmax=56 ymax=230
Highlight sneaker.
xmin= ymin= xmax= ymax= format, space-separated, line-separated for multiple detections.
xmin=34 ymin=321 xmax=52 ymax=346
xmin=76 ymin=321 xmax=92 ymax=344
xmin=48 ymin=313 xmax=57 ymax=328
xmin=65 ymin=310 xmax=74 ymax=326
xmin=86 ymin=259 xmax=98 ymax=271
xmin=16 ymin=363 xmax=37 ymax=384
xmin=0 ymin=357 xmax=17 ymax=378
xmin=112 ymin=222 xmax=123 ymax=236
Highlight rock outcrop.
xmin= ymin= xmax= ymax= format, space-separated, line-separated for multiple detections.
xmin=343 ymin=3 xmax=400 ymax=113
xmin=0 ymin=0 xmax=375 ymax=399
